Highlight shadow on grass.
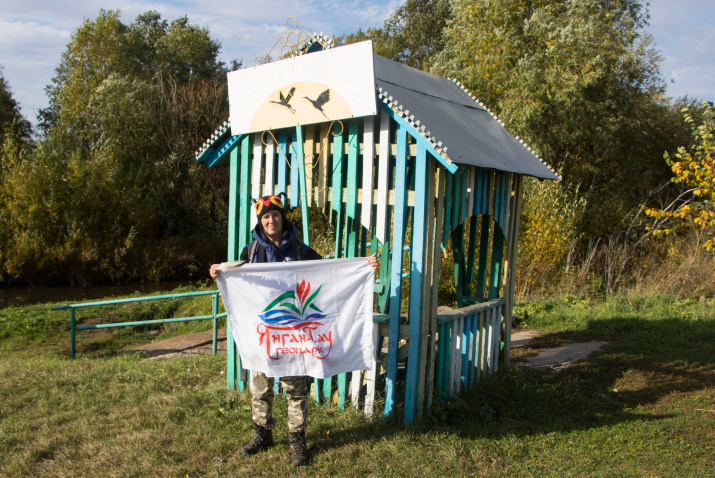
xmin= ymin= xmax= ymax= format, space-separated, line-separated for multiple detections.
xmin=304 ymin=313 xmax=714 ymax=450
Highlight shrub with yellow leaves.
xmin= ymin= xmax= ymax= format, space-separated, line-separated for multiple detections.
xmin=645 ymin=102 xmax=715 ymax=251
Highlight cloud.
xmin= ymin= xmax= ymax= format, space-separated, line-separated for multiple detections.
xmin=646 ymin=0 xmax=715 ymax=102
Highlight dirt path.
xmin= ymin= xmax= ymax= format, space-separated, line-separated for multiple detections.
xmin=132 ymin=328 xmax=607 ymax=372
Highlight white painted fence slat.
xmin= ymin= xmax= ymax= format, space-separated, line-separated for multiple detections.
xmin=375 ymin=110 xmax=390 ymax=243
xmin=361 ymin=117 xmax=374 ymax=230
xmin=251 ymin=134 xmax=262 ymax=230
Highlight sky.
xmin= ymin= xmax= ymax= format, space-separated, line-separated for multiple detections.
xmin=1 ymin=0 xmax=713 ymax=126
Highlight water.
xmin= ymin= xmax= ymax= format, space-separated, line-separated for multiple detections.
xmin=0 ymin=281 xmax=203 ymax=309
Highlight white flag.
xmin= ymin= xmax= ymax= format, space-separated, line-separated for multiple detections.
xmin=216 ymin=257 xmax=375 ymax=378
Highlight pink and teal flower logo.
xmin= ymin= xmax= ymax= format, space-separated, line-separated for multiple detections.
xmin=259 ymin=279 xmax=326 ymax=325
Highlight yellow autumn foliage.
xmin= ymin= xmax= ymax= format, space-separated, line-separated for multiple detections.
xmin=645 ymin=102 xmax=715 ymax=250
xmin=517 ymin=178 xmax=586 ymax=295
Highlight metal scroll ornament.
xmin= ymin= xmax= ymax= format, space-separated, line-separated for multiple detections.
xmin=255 ymin=16 xmax=315 ymax=65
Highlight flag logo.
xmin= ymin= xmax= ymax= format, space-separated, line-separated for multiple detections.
xmin=258 ymin=279 xmax=326 ymax=325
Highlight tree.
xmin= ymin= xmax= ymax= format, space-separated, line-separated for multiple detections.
xmin=2 ymin=11 xmax=229 ymax=284
xmin=339 ymin=0 xmax=451 ymax=69
xmin=0 ymin=67 xmax=32 ymax=145
xmin=431 ymin=0 xmax=688 ymax=236
xmin=645 ymin=102 xmax=715 ymax=250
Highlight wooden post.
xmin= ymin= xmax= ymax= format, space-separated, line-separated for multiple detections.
xmin=405 ymin=142 xmax=428 ymax=425
xmin=385 ymin=122 xmax=408 ymax=417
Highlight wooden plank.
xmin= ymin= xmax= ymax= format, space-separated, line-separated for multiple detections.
xmin=338 ymin=372 xmax=347 ymax=410
xmin=487 ymin=171 xmax=495 ymax=218
xmin=346 ymin=119 xmax=360 ymax=255
xmin=478 ymin=310 xmax=487 ymax=382
xmin=488 ymin=227 xmax=505 ymax=300
xmin=331 ymin=124 xmax=344 ymax=211
xmin=264 ymin=135 xmax=275 ymax=196
xmin=492 ymin=305 xmax=503 ymax=373
xmin=289 ymin=129 xmax=300 ymax=208
xmin=476 ymin=215 xmax=490 ymax=299
xmin=351 ymin=370 xmax=361 ymax=411
xmin=469 ymin=313 xmax=479 ymax=387
xmin=435 ymin=323 xmax=447 ymax=400
xmin=459 ymin=170 xmax=469 ymax=224
xmin=463 ymin=314 xmax=474 ymax=389
xmin=226 ymin=144 xmax=240 ymax=391
xmin=442 ymin=173 xmax=453 ymax=245
xmin=466 ymin=167 xmax=475 ymax=218
xmin=363 ymin=321 xmax=380 ymax=416
xmin=448 ymin=317 xmax=462 ymax=397
xmin=294 ymin=126 xmax=310 ymax=245
xmin=318 ymin=123 xmax=329 ymax=209
xmin=451 ymin=170 xmax=461 ymax=228
xmin=304 ymin=125 xmax=315 ymax=207
xmin=277 ymin=130 xmax=288 ymax=195
xmin=417 ymin=157 xmax=436 ymax=421
xmin=404 ymin=142 xmax=428 ymax=425
xmin=425 ymin=167 xmax=445 ymax=411
xmin=385 ymin=122 xmax=408 ymax=418
xmin=377 ymin=238 xmax=391 ymax=314
xmin=361 ymin=116 xmax=375 ymax=230
xmin=375 ymin=110 xmax=390 ymax=243
xmin=466 ymin=215 xmax=478 ymax=284
xmin=251 ymin=134 xmax=262 ymax=230
xmin=503 ymin=175 xmax=524 ymax=367
xmin=502 ymin=173 xmax=512 ymax=237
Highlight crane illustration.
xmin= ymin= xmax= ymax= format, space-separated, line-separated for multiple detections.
xmin=303 ymin=89 xmax=330 ymax=118
xmin=270 ymin=87 xmax=296 ymax=113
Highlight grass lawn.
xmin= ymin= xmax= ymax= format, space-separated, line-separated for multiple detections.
xmin=0 ymin=292 xmax=713 ymax=476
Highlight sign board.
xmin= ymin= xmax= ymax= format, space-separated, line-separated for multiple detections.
xmin=227 ymin=41 xmax=377 ymax=135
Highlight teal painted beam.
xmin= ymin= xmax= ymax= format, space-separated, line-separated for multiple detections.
xmin=226 ymin=142 xmax=240 ymax=390
xmin=238 ymin=136 xmax=252 ymax=250
xmin=379 ymin=102 xmax=459 ymax=174
xmin=385 ymin=122 xmax=408 ymax=417
xmin=205 ymin=134 xmax=244 ymax=168
xmin=404 ymin=142 xmax=428 ymax=425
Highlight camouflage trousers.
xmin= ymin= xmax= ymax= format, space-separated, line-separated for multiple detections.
xmin=251 ymin=371 xmax=308 ymax=433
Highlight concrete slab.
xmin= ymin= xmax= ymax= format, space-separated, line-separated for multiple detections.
xmin=524 ymin=341 xmax=608 ymax=373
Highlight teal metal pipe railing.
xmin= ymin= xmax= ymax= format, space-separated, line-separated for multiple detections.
xmin=52 ymin=290 xmax=226 ymax=359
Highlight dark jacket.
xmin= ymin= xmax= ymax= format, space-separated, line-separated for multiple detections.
xmin=239 ymin=220 xmax=321 ymax=263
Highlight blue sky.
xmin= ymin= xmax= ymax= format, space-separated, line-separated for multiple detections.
xmin=1 ymin=0 xmax=713 ymax=126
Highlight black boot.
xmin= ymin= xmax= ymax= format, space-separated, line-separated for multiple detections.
xmin=239 ymin=424 xmax=274 ymax=455
xmin=289 ymin=431 xmax=308 ymax=466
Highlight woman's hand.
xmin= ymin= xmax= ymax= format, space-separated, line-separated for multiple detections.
xmin=367 ymin=253 xmax=379 ymax=272
xmin=209 ymin=263 xmax=221 ymax=279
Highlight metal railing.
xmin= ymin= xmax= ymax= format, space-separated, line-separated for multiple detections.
xmin=52 ymin=290 xmax=225 ymax=359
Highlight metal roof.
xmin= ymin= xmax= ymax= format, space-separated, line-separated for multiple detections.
xmin=373 ymin=55 xmax=559 ymax=180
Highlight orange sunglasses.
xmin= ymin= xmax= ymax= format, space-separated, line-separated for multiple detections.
xmin=254 ymin=195 xmax=284 ymax=216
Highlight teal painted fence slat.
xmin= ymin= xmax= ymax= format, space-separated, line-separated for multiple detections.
xmin=385 ymin=122 xmax=408 ymax=417
xmin=404 ymin=142 xmax=428 ymax=425
xmin=290 ymin=129 xmax=300 ymax=208
xmin=277 ymin=130 xmax=288 ymax=194
xmin=294 ymin=126 xmax=310 ymax=245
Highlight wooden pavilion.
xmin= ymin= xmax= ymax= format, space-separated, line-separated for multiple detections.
xmin=196 ymin=30 xmax=559 ymax=425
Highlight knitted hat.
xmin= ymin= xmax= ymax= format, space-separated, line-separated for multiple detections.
xmin=253 ymin=193 xmax=286 ymax=220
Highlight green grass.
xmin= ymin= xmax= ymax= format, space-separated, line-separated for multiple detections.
xmin=1 ymin=293 xmax=713 ymax=476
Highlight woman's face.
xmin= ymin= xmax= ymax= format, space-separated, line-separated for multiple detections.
xmin=260 ymin=210 xmax=284 ymax=238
